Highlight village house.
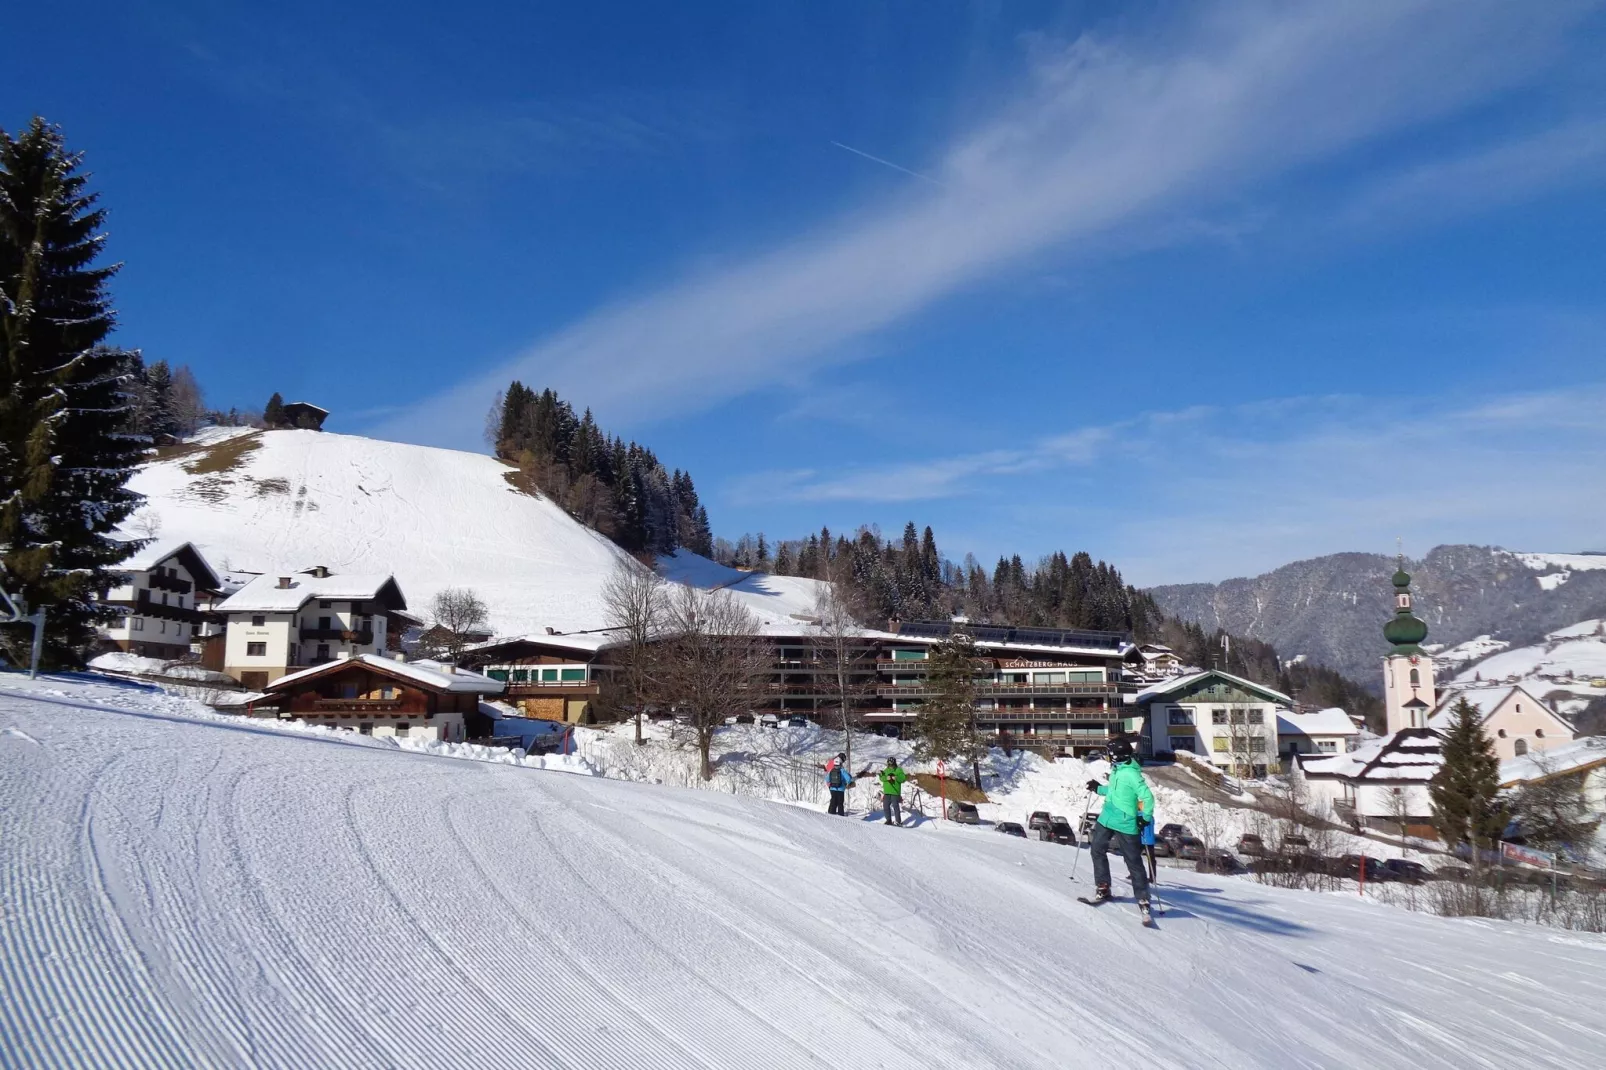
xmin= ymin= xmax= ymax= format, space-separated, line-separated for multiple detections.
xmin=1276 ymin=706 xmax=1361 ymax=762
xmin=215 ymin=566 xmax=406 ymax=688
xmin=1134 ymin=643 xmax=1183 ymax=677
xmin=1430 ymin=684 xmax=1576 ymax=763
xmin=1134 ymin=669 xmax=1290 ymax=777
xmin=98 ymin=539 xmax=222 ymax=659
xmin=1500 ymin=735 xmax=1606 ymax=832
xmin=259 ymin=654 xmax=502 ymax=741
xmin=464 ymin=631 xmax=617 ymax=724
xmin=1294 ymin=728 xmax=1443 ymax=836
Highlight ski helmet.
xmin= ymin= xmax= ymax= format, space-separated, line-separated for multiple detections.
xmin=886 ymin=757 xmax=898 ymax=766
xmin=1106 ymin=738 xmax=1135 ymax=763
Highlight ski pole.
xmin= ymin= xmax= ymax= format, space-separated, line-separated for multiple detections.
xmin=1069 ymin=789 xmax=1099 ymax=882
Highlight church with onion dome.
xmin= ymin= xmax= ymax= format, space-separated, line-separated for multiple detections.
xmin=1382 ymin=560 xmax=1436 ymax=734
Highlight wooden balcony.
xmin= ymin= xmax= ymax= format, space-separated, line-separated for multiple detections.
xmin=874 ymin=682 xmax=1117 ymax=699
xmin=146 ymin=572 xmax=193 ymax=594
xmin=106 ymin=595 xmax=205 ymax=625
xmin=307 ymin=697 xmax=406 ymax=712
xmin=300 ymin=626 xmax=375 ymax=645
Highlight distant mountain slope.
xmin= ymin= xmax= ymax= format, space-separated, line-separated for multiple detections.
xmin=1148 ymin=545 xmax=1606 ymax=682
xmin=127 ymin=429 xmax=829 ymax=638
xmin=1443 ymin=618 xmax=1606 ymax=720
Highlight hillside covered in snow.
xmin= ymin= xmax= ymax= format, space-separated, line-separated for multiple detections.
xmin=126 ymin=429 xmax=827 ymax=638
xmin=4 ymin=673 xmax=1605 ymax=1068
xmin=1445 ymin=618 xmax=1606 ymax=719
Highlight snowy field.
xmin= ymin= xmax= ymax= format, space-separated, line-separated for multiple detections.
xmin=125 ymin=429 xmax=828 ymax=638
xmin=5 ymin=675 xmax=1605 ymax=1069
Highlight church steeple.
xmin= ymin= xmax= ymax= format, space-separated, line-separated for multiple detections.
xmin=1382 ymin=555 xmax=1435 ymax=734
xmin=1383 ymin=557 xmax=1429 ymax=655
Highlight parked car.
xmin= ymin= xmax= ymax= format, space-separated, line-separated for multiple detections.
xmin=1381 ymin=859 xmax=1431 ymax=884
xmin=948 ymin=801 xmax=981 ymax=824
xmin=1045 ymin=818 xmax=1077 ymax=845
xmin=1028 ymin=811 xmax=1054 ymax=832
xmin=1160 ymin=836 xmax=1206 ymax=861
xmin=997 ymin=822 xmax=1029 ymax=838
xmin=1235 ymin=833 xmax=1267 ymax=857
xmin=786 ymin=715 xmax=808 ymax=727
xmin=1079 ymin=813 xmax=1099 ymax=840
xmin=1280 ymin=834 xmax=1312 ymax=854
xmin=1157 ymin=823 xmax=1192 ymax=842
xmin=1199 ymin=848 xmax=1246 ymax=874
xmin=758 ymin=713 xmax=781 ymax=728
xmin=1332 ymin=854 xmax=1390 ymax=880
xmin=1435 ymin=864 xmax=1472 ymax=883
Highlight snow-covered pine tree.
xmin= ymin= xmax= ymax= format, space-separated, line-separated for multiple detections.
xmin=138 ymin=359 xmax=178 ymax=443
xmin=0 ymin=118 xmax=143 ymax=666
xmin=913 ymin=626 xmax=985 ymax=787
xmin=1429 ymin=696 xmax=1506 ymax=852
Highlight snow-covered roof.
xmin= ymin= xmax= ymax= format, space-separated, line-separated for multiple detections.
xmin=218 ymin=570 xmax=405 ymax=613
xmin=1134 ymin=670 xmax=1292 ymax=706
xmin=268 ymin=654 xmax=504 ymax=694
xmin=467 ymin=632 xmax=625 ymax=657
xmin=1300 ymin=729 xmax=1443 ymax=782
xmin=1429 ymin=684 xmax=1567 ymax=731
xmin=1500 ymin=736 xmax=1606 ymax=786
xmin=1276 ymin=707 xmax=1359 ymax=737
xmin=113 ymin=539 xmax=223 ymax=590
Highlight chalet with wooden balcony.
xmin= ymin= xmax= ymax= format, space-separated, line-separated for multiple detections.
xmin=97 ymin=539 xmax=223 ymax=659
xmin=216 ymin=567 xmax=407 ymax=688
xmin=259 ymin=654 xmax=503 ymax=741
xmin=462 ymin=631 xmax=620 ymax=723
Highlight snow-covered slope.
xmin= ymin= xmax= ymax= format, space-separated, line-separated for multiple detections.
xmin=1449 ymin=618 xmax=1606 ymax=716
xmin=4 ymin=676 xmax=1605 ymax=1068
xmin=127 ymin=429 xmax=829 ymax=638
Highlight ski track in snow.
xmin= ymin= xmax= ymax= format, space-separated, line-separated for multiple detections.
xmin=4 ymin=680 xmax=1606 ymax=1068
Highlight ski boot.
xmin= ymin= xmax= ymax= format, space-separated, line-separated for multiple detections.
xmin=1138 ymin=900 xmax=1155 ymax=927
xmin=1089 ymin=885 xmax=1113 ymax=905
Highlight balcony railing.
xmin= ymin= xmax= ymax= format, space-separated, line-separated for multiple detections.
xmin=874 ymin=682 xmax=1116 ymax=698
xmin=300 ymin=627 xmax=374 ymax=645
xmin=146 ymin=572 xmax=193 ymax=594
xmin=309 ymin=697 xmax=404 ymax=712
xmin=106 ymin=595 xmax=205 ymax=625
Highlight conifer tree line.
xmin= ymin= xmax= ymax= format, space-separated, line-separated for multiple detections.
xmin=488 ymin=382 xmax=713 ymax=557
xmin=722 ymin=520 xmax=1159 ymax=636
xmin=0 ymin=118 xmax=142 ymax=666
xmin=122 ymin=356 xmax=207 ymax=443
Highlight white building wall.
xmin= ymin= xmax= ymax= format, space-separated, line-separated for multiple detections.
xmin=224 ymin=615 xmax=296 ymax=682
xmin=1384 ymin=653 xmax=1436 ymax=734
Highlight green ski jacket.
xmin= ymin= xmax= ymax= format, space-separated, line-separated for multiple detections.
xmin=1095 ymin=759 xmax=1155 ymax=835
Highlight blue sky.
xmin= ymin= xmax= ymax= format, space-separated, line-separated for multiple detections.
xmin=10 ymin=1 xmax=1606 ymax=584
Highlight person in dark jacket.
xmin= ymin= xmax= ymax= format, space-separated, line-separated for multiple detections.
xmin=1085 ymin=737 xmax=1156 ymax=912
xmin=825 ymin=753 xmax=852 ymax=815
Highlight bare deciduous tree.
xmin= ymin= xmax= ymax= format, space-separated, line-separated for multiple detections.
xmin=811 ymin=566 xmax=872 ymax=773
xmin=429 ymin=587 xmax=488 ymax=662
xmin=601 ymin=557 xmax=669 ymax=745
xmin=1509 ymin=754 xmax=1596 ymax=857
xmin=658 ymin=585 xmax=769 ymax=780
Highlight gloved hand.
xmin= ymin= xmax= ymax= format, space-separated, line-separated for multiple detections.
xmin=1085 ymin=779 xmax=1101 ymax=792
xmin=1135 ymin=814 xmax=1151 ymax=829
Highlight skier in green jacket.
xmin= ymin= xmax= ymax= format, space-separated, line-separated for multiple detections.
xmin=1084 ymin=737 xmax=1157 ymax=919
xmin=877 ymin=758 xmax=909 ymax=826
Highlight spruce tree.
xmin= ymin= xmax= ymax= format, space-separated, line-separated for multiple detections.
xmin=1429 ymin=697 xmax=1506 ymax=852
xmin=139 ymin=358 xmax=177 ymax=442
xmin=263 ymin=391 xmax=286 ymax=428
xmin=0 ymin=118 xmax=142 ymax=666
xmin=913 ymin=627 xmax=985 ymax=787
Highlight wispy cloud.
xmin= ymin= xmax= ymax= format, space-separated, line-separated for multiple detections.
xmin=1343 ymin=116 xmax=1606 ymax=226
xmin=376 ymin=0 xmax=1598 ymax=446
xmin=791 ymin=383 xmax=1606 ymax=585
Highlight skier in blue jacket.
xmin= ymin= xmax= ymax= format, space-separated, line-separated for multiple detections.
xmin=825 ymin=753 xmax=853 ymax=815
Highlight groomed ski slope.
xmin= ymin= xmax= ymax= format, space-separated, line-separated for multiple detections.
xmin=4 ymin=680 xmax=1605 ymax=1069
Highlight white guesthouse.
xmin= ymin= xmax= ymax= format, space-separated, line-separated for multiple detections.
xmin=215 ymin=566 xmax=407 ymax=688
xmin=98 ymin=539 xmax=222 ymax=660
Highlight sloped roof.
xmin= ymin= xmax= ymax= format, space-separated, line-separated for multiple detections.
xmin=1429 ymin=684 xmax=1571 ymax=733
xmin=115 ymin=539 xmax=223 ymax=591
xmin=268 ymin=654 xmax=504 ymax=694
xmin=219 ymin=570 xmax=406 ymax=613
xmin=1499 ymin=736 xmax=1606 ymax=787
xmin=1300 ymin=728 xmax=1443 ymax=782
xmin=1134 ymin=669 xmax=1292 ymax=706
xmin=465 ymin=632 xmax=625 ymax=659
xmin=1276 ymin=707 xmax=1359 ymax=737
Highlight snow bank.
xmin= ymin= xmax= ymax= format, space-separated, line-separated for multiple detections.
xmin=3 ymin=673 xmax=1603 ymax=1068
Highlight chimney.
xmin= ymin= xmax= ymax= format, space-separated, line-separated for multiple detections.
xmin=545 ymin=626 xmax=557 ymax=635
xmin=336 ymin=651 xmax=350 ymax=661
xmin=277 ymin=576 xmax=292 ymax=589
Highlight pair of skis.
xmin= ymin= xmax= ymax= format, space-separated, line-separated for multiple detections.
xmin=1076 ymin=893 xmax=1158 ymax=927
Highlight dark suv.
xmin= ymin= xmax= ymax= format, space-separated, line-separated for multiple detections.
xmin=1045 ymin=817 xmax=1077 ymax=845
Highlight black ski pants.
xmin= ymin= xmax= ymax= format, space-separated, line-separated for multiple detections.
xmin=1090 ymin=822 xmax=1150 ymax=902
xmin=883 ymin=793 xmax=903 ymax=825
xmin=827 ymin=789 xmax=846 ymax=815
